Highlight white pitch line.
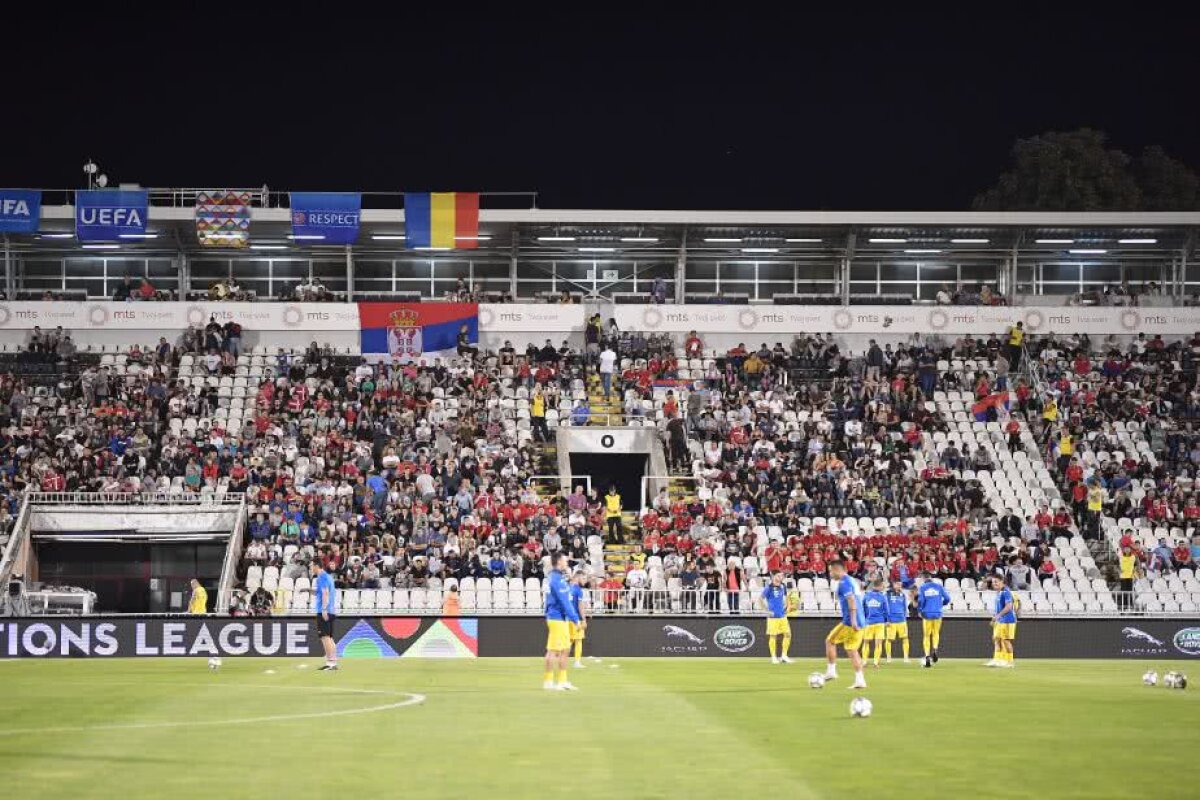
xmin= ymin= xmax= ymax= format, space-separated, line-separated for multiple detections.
xmin=0 ymin=689 xmax=425 ymax=737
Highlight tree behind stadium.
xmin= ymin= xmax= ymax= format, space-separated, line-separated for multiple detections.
xmin=972 ymin=128 xmax=1199 ymax=211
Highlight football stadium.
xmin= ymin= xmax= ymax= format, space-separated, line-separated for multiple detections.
xmin=0 ymin=192 xmax=1198 ymax=798
xmin=4 ymin=11 xmax=1200 ymax=800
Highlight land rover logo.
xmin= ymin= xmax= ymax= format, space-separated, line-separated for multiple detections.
xmin=713 ymin=625 xmax=755 ymax=653
xmin=1173 ymin=627 xmax=1200 ymax=656
xmin=600 ymin=434 xmax=615 ymax=448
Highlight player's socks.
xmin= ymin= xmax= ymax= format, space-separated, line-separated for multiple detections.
xmin=574 ymin=640 xmax=583 ymax=662
xmin=556 ymin=669 xmax=568 ymax=685
xmin=850 ymin=670 xmax=866 ymax=689
xmin=932 ymin=648 xmax=940 ymax=664
xmin=780 ymin=635 xmax=791 ymax=661
xmin=883 ymin=641 xmax=892 ymax=662
xmin=768 ymin=637 xmax=777 ymax=659
xmin=824 ymin=664 xmax=838 ymax=680
xmin=902 ymin=640 xmax=910 ymax=661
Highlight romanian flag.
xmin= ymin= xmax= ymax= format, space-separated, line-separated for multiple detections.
xmin=404 ymin=192 xmax=480 ymax=249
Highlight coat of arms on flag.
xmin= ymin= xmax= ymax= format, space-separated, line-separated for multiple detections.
xmin=387 ymin=308 xmax=423 ymax=357
xmin=195 ymin=190 xmax=251 ymax=248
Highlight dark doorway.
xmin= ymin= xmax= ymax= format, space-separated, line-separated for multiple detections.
xmin=34 ymin=540 xmax=226 ymax=614
xmin=569 ymin=453 xmax=648 ymax=512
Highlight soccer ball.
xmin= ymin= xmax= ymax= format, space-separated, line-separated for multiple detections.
xmin=1164 ymin=671 xmax=1187 ymax=690
xmin=850 ymin=697 xmax=873 ymax=718
xmin=1176 ymin=673 xmax=1188 ymax=690
xmin=808 ymin=672 xmax=826 ymax=689
xmin=208 ymin=657 xmax=222 ymax=670
xmin=1142 ymin=670 xmax=1158 ymax=686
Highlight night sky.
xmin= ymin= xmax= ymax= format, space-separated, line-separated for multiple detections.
xmin=5 ymin=7 xmax=1198 ymax=210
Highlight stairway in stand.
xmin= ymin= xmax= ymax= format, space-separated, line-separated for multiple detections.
xmin=603 ymin=515 xmax=640 ymax=579
xmin=584 ymin=372 xmax=623 ymax=425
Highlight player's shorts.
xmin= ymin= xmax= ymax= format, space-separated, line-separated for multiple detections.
xmin=921 ymin=618 xmax=943 ymax=636
xmin=826 ymin=623 xmax=864 ymax=651
xmin=766 ymin=617 xmax=791 ymax=636
xmin=569 ymin=621 xmax=586 ymax=641
xmin=863 ymin=623 xmax=885 ymax=640
xmin=886 ymin=621 xmax=909 ymax=640
xmin=992 ymin=622 xmax=1016 ymax=641
xmin=546 ymin=620 xmax=571 ymax=651
xmin=315 ymin=613 xmax=336 ymax=638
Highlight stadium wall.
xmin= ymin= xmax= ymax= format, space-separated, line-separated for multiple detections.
xmin=2 ymin=616 xmax=1199 ymax=660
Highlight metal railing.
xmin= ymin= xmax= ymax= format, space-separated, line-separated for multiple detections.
xmin=202 ymin=586 xmax=1199 ymax=619
xmin=216 ymin=501 xmax=249 ymax=614
xmin=529 ymin=474 xmax=592 ymax=495
xmin=26 ymin=492 xmax=246 ymax=505
xmin=0 ymin=488 xmax=34 ymax=589
xmin=641 ymin=474 xmax=701 ymax=509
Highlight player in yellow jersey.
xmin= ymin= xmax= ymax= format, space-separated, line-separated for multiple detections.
xmin=188 ymin=578 xmax=208 ymax=615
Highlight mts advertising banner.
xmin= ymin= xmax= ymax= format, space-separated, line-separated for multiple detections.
xmin=612 ymin=305 xmax=1200 ymax=336
xmin=0 ymin=617 xmax=478 ymax=659
xmin=477 ymin=303 xmax=584 ymax=333
xmin=0 ymin=302 xmax=360 ymax=331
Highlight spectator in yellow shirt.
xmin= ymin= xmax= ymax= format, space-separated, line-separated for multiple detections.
xmin=188 ymin=578 xmax=208 ymax=615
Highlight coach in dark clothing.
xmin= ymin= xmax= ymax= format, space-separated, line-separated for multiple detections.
xmin=998 ymin=509 xmax=1023 ymax=539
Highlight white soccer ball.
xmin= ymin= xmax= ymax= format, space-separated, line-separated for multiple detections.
xmin=808 ymin=672 xmax=826 ymax=689
xmin=208 ymin=657 xmax=222 ymax=670
xmin=1164 ymin=671 xmax=1178 ymax=689
xmin=850 ymin=697 xmax=873 ymax=718
xmin=1143 ymin=670 xmax=1159 ymax=686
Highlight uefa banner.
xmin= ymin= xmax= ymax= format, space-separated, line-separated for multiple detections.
xmin=0 ymin=189 xmax=41 ymax=233
xmin=289 ymin=192 xmax=361 ymax=244
xmin=2 ymin=615 xmax=1199 ymax=659
xmin=612 ymin=304 xmax=1200 ymax=336
xmin=75 ymin=189 xmax=149 ymax=241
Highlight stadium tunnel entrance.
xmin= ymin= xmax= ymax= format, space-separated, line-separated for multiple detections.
xmin=569 ymin=453 xmax=648 ymax=512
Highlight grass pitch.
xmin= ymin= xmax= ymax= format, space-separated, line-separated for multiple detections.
xmin=0 ymin=657 xmax=1196 ymax=799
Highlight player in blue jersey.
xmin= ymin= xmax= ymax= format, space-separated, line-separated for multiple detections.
xmin=569 ymin=570 xmax=590 ymax=669
xmin=862 ymin=578 xmax=889 ymax=667
xmin=543 ymin=552 xmax=581 ymax=690
xmin=760 ymin=572 xmax=793 ymax=664
xmin=987 ymin=574 xmax=1017 ymax=668
xmin=884 ymin=578 xmax=912 ymax=664
xmin=311 ymin=560 xmax=339 ymax=671
xmin=915 ymin=572 xmax=952 ymax=668
xmin=824 ymin=560 xmax=867 ymax=689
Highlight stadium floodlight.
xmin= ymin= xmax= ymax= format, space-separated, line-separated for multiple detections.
xmin=1069 ymin=249 xmax=1107 ymax=254
xmin=579 ymin=247 xmax=616 ymax=252
xmin=414 ymin=246 xmax=452 ymax=251
xmin=372 ymin=234 xmax=406 ymax=241
xmin=287 ymin=234 xmax=326 ymax=241
xmin=904 ymin=249 xmax=942 ymax=254
xmin=784 ymin=238 xmax=822 ymax=243
xmin=1118 ymin=238 xmax=1157 ymax=244
xmin=118 ymin=233 xmax=158 ymax=239
xmin=742 ymin=248 xmax=779 ymax=253
xmin=37 ymin=232 xmax=74 ymax=239
xmin=81 ymin=243 xmax=119 ymax=249
xmin=537 ymin=236 xmax=576 ymax=242
xmin=620 ymin=237 xmax=659 ymax=243
xmin=704 ymin=237 xmax=743 ymax=243
xmin=456 ymin=234 xmax=492 ymax=240
xmin=250 ymin=244 xmax=287 ymax=250
xmin=950 ymin=238 xmax=990 ymax=244
xmin=868 ymin=238 xmax=907 ymax=243
xmin=1035 ymin=238 xmax=1074 ymax=244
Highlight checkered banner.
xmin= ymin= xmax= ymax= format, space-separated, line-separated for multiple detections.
xmin=195 ymin=190 xmax=252 ymax=248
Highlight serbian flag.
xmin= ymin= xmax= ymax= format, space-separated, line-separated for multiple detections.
xmin=358 ymin=302 xmax=478 ymax=359
xmin=404 ymin=192 xmax=479 ymax=249
xmin=972 ymin=392 xmax=1010 ymax=421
